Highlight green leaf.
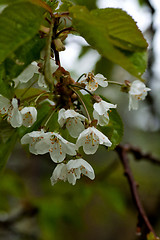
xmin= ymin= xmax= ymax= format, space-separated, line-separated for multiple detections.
xmin=0 ymin=1 xmax=44 ymax=63
xmin=69 ymin=0 xmax=97 ymax=10
xmin=91 ymin=8 xmax=148 ymax=51
xmin=0 ymin=0 xmax=26 ymax=4
xmin=0 ymin=129 xmax=18 ymax=172
xmin=0 ymin=0 xmax=53 ymax=13
xmin=4 ymin=35 xmax=45 ymax=79
xmin=15 ymin=87 xmax=44 ymax=100
xmin=70 ymin=6 xmax=148 ymax=78
xmin=0 ymin=64 xmax=13 ymax=97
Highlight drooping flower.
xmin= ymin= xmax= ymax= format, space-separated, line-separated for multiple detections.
xmin=21 ymin=129 xmax=50 ymax=155
xmin=13 ymin=61 xmax=39 ymax=87
xmin=13 ymin=59 xmax=58 ymax=88
xmin=129 ymin=80 xmax=151 ymax=111
xmin=58 ymin=108 xmax=86 ymax=138
xmin=76 ymin=127 xmax=112 ymax=154
xmin=79 ymin=72 xmax=108 ymax=92
xmin=47 ymin=133 xmax=77 ymax=163
xmin=93 ymin=100 xmax=117 ymax=126
xmin=21 ymin=130 xmax=77 ymax=163
xmin=50 ymin=158 xmax=95 ymax=186
xmin=50 ymin=163 xmax=68 ymax=185
xmin=0 ymin=94 xmax=11 ymax=114
xmin=20 ymin=107 xmax=37 ymax=127
xmin=7 ymin=98 xmax=23 ymax=128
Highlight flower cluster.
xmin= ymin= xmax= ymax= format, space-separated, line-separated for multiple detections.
xmin=0 ymin=55 xmax=151 ymax=187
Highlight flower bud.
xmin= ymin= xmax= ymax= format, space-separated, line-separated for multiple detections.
xmin=53 ymin=38 xmax=65 ymax=51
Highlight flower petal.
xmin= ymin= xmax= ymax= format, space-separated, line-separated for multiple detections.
xmin=0 ymin=95 xmax=10 ymax=114
xmin=50 ymin=163 xmax=67 ymax=186
xmin=95 ymin=73 xmax=108 ymax=87
xmin=66 ymin=118 xmax=85 ymax=138
xmin=8 ymin=98 xmax=22 ymax=128
xmin=21 ymin=107 xmax=37 ymax=127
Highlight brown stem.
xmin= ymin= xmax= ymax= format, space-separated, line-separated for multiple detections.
xmin=116 ymin=145 xmax=157 ymax=237
xmin=56 ymin=27 xmax=76 ymax=37
xmin=122 ymin=144 xmax=160 ymax=166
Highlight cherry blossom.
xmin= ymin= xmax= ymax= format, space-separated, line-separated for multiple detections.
xmin=79 ymin=72 xmax=108 ymax=92
xmin=20 ymin=107 xmax=37 ymax=127
xmin=13 ymin=61 xmax=39 ymax=87
xmin=21 ymin=130 xmax=76 ymax=163
xmin=50 ymin=158 xmax=95 ymax=186
xmin=129 ymin=80 xmax=151 ymax=110
xmin=93 ymin=100 xmax=117 ymax=126
xmin=13 ymin=59 xmax=58 ymax=88
xmin=47 ymin=133 xmax=77 ymax=163
xmin=76 ymin=127 xmax=112 ymax=154
xmin=21 ymin=129 xmax=50 ymax=155
xmin=58 ymin=108 xmax=86 ymax=138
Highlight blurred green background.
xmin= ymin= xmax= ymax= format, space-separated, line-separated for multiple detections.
xmin=1 ymin=0 xmax=160 ymax=239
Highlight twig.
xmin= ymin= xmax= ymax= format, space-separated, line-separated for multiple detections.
xmin=121 ymin=144 xmax=160 ymax=166
xmin=116 ymin=145 xmax=157 ymax=237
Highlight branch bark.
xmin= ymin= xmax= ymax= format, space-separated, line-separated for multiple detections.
xmin=116 ymin=145 xmax=157 ymax=237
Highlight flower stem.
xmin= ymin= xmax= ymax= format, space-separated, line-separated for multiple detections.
xmin=107 ymin=81 xmax=123 ymax=86
xmin=43 ymin=107 xmax=57 ymax=128
xmin=69 ymin=84 xmax=93 ymax=96
xmin=34 ymin=92 xmax=49 ymax=104
xmin=44 ymin=17 xmax=55 ymax=91
xmin=20 ymin=78 xmax=38 ymax=98
xmin=76 ymin=73 xmax=86 ymax=82
xmin=69 ymin=86 xmax=91 ymax=123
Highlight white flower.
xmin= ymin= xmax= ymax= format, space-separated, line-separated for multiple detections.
xmin=7 ymin=98 xmax=23 ymax=128
xmin=50 ymin=163 xmax=68 ymax=185
xmin=93 ymin=100 xmax=117 ymax=126
xmin=58 ymin=108 xmax=86 ymax=138
xmin=20 ymin=107 xmax=37 ymax=127
xmin=129 ymin=80 xmax=151 ymax=110
xmin=13 ymin=62 xmax=39 ymax=87
xmin=21 ymin=129 xmax=50 ymax=155
xmin=37 ymin=74 xmax=47 ymax=88
xmin=13 ymin=59 xmax=58 ymax=88
xmin=47 ymin=133 xmax=76 ymax=163
xmin=76 ymin=127 xmax=112 ymax=154
xmin=50 ymin=158 xmax=95 ymax=186
xmin=21 ymin=130 xmax=77 ymax=163
xmin=0 ymin=94 xmax=10 ymax=114
xmin=79 ymin=72 xmax=108 ymax=92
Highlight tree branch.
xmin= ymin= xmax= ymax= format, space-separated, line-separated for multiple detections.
xmin=116 ymin=145 xmax=157 ymax=237
xmin=120 ymin=144 xmax=160 ymax=166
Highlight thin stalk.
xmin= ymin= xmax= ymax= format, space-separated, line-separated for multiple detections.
xmin=43 ymin=107 xmax=57 ymax=128
xmin=44 ymin=18 xmax=54 ymax=91
xmin=76 ymin=73 xmax=86 ymax=82
xmin=20 ymin=78 xmax=38 ymax=98
xmin=34 ymin=92 xmax=49 ymax=104
xmin=56 ymin=27 xmax=75 ymax=37
xmin=69 ymin=84 xmax=93 ymax=96
xmin=107 ymin=81 xmax=123 ymax=86
xmin=69 ymin=86 xmax=91 ymax=123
